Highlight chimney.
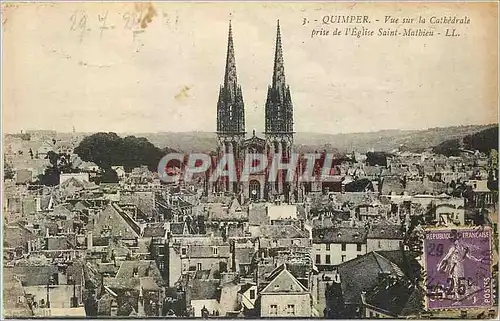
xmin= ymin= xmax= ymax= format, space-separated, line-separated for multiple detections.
xmin=138 ymin=286 xmax=145 ymax=316
xmin=87 ymin=231 xmax=93 ymax=250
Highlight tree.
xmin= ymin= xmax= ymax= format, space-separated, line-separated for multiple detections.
xmin=432 ymin=138 xmax=461 ymax=156
xmin=38 ymin=151 xmax=78 ymax=186
xmin=488 ymin=149 xmax=498 ymax=191
xmin=74 ymin=132 xmax=167 ymax=172
xmin=4 ymin=162 xmax=15 ymax=180
xmin=366 ymin=151 xmax=389 ymax=167
xmin=99 ymin=168 xmax=119 ymax=184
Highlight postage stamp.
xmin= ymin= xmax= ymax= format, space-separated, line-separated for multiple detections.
xmin=423 ymin=227 xmax=494 ymax=310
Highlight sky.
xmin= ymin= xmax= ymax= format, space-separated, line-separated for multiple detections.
xmin=2 ymin=2 xmax=498 ymax=135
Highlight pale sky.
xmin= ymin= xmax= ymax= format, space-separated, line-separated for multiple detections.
xmin=2 ymin=2 xmax=498 ymax=134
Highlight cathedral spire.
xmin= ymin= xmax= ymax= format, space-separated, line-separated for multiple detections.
xmin=217 ymin=20 xmax=245 ymax=136
xmin=272 ymin=20 xmax=286 ymax=88
xmin=265 ymin=20 xmax=293 ymax=136
xmin=224 ymin=20 xmax=237 ymax=88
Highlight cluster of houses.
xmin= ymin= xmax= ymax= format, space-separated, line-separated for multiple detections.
xmin=3 ymin=131 xmax=498 ymax=319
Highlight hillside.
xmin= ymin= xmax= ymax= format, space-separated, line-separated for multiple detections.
xmin=130 ymin=124 xmax=496 ymax=154
xmin=433 ymin=126 xmax=498 ymax=156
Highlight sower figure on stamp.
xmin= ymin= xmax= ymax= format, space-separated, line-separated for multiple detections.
xmin=437 ymin=230 xmax=482 ymax=303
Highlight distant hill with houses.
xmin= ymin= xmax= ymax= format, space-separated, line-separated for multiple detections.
xmin=130 ymin=123 xmax=497 ymax=154
xmin=5 ymin=123 xmax=496 ymax=156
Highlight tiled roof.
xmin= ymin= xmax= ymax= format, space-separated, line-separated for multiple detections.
xmin=143 ymin=224 xmax=166 ymax=238
xmin=3 ymin=223 xmax=35 ymax=249
xmin=312 ymin=227 xmax=367 ymax=244
xmin=8 ymin=262 xmax=84 ymax=286
xmin=98 ymin=263 xmax=121 ymax=275
xmin=248 ymin=203 xmax=268 ymax=225
xmin=337 ymin=252 xmax=405 ymax=305
xmin=363 ymin=166 xmax=382 ymax=177
xmin=200 ymin=195 xmax=233 ymax=204
xmin=2 ymin=269 xmax=33 ymax=317
xmin=261 ymin=264 xmax=308 ymax=294
xmin=115 ymin=260 xmax=162 ymax=281
xmin=234 ymin=247 xmax=255 ymax=265
xmin=367 ymin=224 xmax=404 ymax=240
xmin=330 ymin=192 xmax=380 ymax=208
xmin=92 ymin=204 xmax=140 ymax=239
xmin=52 ymin=204 xmax=73 ymax=217
xmin=259 ymin=225 xmax=308 ymax=239
xmin=97 ymin=293 xmax=114 ymax=315
xmin=47 ymin=236 xmax=71 ymax=250
xmin=120 ymin=192 xmax=155 ymax=218
xmin=345 ymin=179 xmax=374 ymax=192
xmin=169 ymin=222 xmax=187 ymax=235
xmin=364 ymin=275 xmax=423 ymax=317
xmin=381 ymin=176 xmax=404 ymax=195
xmin=104 ymin=277 xmax=140 ymax=290
xmin=405 ymin=180 xmax=428 ymax=195
xmin=189 ymin=279 xmax=220 ymax=300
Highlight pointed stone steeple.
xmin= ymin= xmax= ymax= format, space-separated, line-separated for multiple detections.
xmin=265 ymin=20 xmax=295 ymax=199
xmin=272 ymin=20 xmax=286 ymax=88
xmin=217 ymin=21 xmax=245 ymax=135
xmin=216 ymin=21 xmax=246 ymax=195
xmin=224 ymin=21 xmax=238 ymax=90
xmin=265 ymin=20 xmax=294 ymax=136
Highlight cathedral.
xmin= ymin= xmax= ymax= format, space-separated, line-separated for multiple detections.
xmin=211 ymin=20 xmax=300 ymax=203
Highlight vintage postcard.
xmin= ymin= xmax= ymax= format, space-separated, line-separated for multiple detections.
xmin=1 ymin=1 xmax=498 ymax=319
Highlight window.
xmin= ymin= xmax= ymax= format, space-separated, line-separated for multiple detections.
xmin=357 ymin=244 xmax=362 ymax=252
xmin=341 ymin=243 xmax=346 ymax=251
xmin=369 ymin=311 xmax=374 ymax=318
xmin=287 ymin=304 xmax=295 ymax=315
xmin=269 ymin=305 xmax=278 ymax=315
xmin=197 ymin=263 xmax=202 ymax=270
xmin=378 ymin=240 xmax=381 ymax=248
xmin=213 ymin=247 xmax=218 ymax=255
xmin=249 ymin=289 xmax=256 ymax=300
xmin=326 ymin=243 xmax=331 ymax=251
xmin=316 ymin=254 xmax=321 ymax=264
xmin=181 ymin=247 xmax=187 ymax=255
xmin=341 ymin=255 xmax=346 ymax=262
xmin=326 ymin=255 xmax=331 ymax=264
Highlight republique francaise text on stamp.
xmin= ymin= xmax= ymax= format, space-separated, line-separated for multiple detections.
xmin=423 ymin=227 xmax=494 ymax=310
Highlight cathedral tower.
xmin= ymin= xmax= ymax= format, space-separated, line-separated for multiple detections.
xmin=216 ymin=21 xmax=246 ymax=193
xmin=265 ymin=21 xmax=295 ymax=198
